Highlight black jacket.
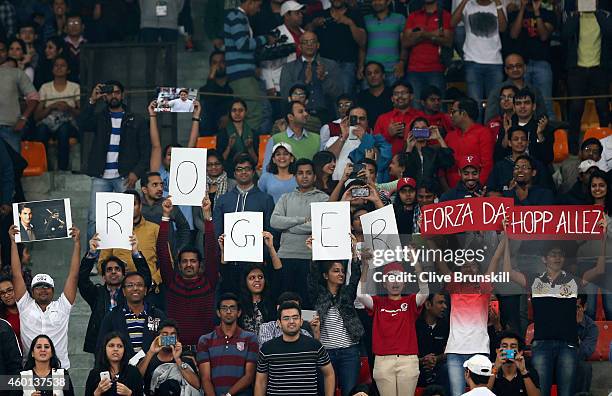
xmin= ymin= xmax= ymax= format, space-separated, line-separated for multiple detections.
xmin=404 ymin=146 xmax=455 ymax=188
xmin=493 ymin=116 xmax=554 ymax=165
xmin=85 ymin=365 xmax=144 ymax=396
xmin=78 ymin=252 xmax=152 ymax=354
xmin=0 ymin=319 xmax=21 ymax=376
xmin=78 ymin=102 xmax=150 ymax=178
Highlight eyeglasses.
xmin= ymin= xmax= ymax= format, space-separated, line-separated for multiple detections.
xmin=235 ymin=166 xmax=253 ymax=173
xmin=281 ymin=315 xmax=301 ymax=322
xmin=67 ymin=21 xmax=81 ymax=26
xmin=393 ymin=91 xmax=410 ymax=97
xmin=514 ymin=165 xmax=532 ymax=171
xmin=207 ymin=162 xmax=222 ymax=167
xmin=338 ymin=102 xmax=352 ymax=108
xmin=0 ymin=288 xmax=14 ymax=296
xmin=351 ymin=116 xmax=367 ymax=122
xmin=219 ymin=305 xmax=238 ymax=312
xmin=124 ymin=283 xmax=145 ymax=289
xmin=499 ymin=95 xmax=514 ymax=101
xmin=291 ymin=92 xmax=307 ymax=98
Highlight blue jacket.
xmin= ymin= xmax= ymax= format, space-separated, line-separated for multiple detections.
xmin=212 ymin=185 xmax=276 ymax=238
xmin=348 ymin=133 xmax=393 ymax=182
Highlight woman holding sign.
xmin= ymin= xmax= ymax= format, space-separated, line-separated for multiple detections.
xmin=217 ymin=99 xmax=259 ymax=177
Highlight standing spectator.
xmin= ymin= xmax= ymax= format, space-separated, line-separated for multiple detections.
xmin=562 ymin=3 xmax=611 ymax=155
xmin=157 ymin=196 xmax=219 ymax=349
xmin=416 ymin=293 xmax=450 ymax=389
xmin=279 ymin=31 xmax=341 ymax=123
xmin=357 ymin=261 xmax=429 ymax=396
xmin=271 ymin=158 xmax=329 ymax=306
xmin=0 ymin=277 xmax=20 ymax=344
xmin=489 ymin=331 xmax=540 ymax=396
xmin=21 ymin=335 xmax=75 ymax=396
xmin=34 ymin=36 xmax=65 ymax=89
xmin=356 ymin=62 xmax=393 ymax=127
xmin=440 ymin=155 xmax=486 ymax=201
xmin=404 ymin=119 xmax=454 ymax=188
xmin=484 ymin=53 xmax=547 ymax=123
xmin=48 ymin=0 xmax=68 ymax=38
xmin=373 ymin=81 xmax=425 ymax=156
xmin=420 ymin=86 xmax=454 ymax=135
xmin=204 ymin=0 xmax=240 ymax=49
xmin=363 ymin=0 xmax=405 ymax=85
xmin=461 ymin=355 xmax=495 ymax=395
xmin=0 ymin=317 xmax=21 ymax=384
xmin=254 ymin=301 xmax=335 ymax=395
xmin=250 ymin=0 xmax=283 ymax=36
xmin=445 ymin=98 xmax=494 ymax=188
xmin=224 ymin=0 xmax=276 ymax=131
xmin=308 ymin=0 xmax=366 ymax=94
xmin=320 ymin=94 xmax=354 ymax=150
xmin=258 ymin=142 xmax=297 ymax=203
xmin=508 ymin=0 xmax=555 ymax=119
xmin=452 ymin=0 xmax=507 ymax=110
xmin=32 ymin=55 xmax=80 ymax=171
xmin=403 ymin=0 xmax=453 ymax=103
xmin=79 ymin=81 xmax=150 ymax=242
xmin=85 ymin=332 xmax=144 ymax=396
xmin=138 ymin=0 xmax=184 ymax=42
xmin=79 ymin=231 xmax=152 ymax=355
xmin=0 ymin=0 xmax=17 ymax=39
xmin=198 ymin=50 xmax=233 ymax=136
xmin=575 ymin=294 xmax=598 ymax=393
xmin=198 ymin=293 xmax=259 ymax=396
xmin=217 ymin=99 xmax=259 ymax=177
xmin=63 ymin=13 xmax=85 ymax=82
xmin=9 ymin=225 xmax=81 ymax=369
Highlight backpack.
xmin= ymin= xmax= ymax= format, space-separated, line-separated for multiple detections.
xmin=149 ymin=362 xmax=200 ymax=396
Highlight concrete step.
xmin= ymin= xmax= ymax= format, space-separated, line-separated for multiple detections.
xmin=52 ymin=172 xmax=91 ymax=192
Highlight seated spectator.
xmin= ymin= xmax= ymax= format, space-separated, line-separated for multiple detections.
xmin=0 ymin=276 xmax=20 ymax=346
xmin=363 ymin=1 xmax=405 ymax=86
xmin=34 ymin=36 xmax=65 ymax=89
xmin=257 ymin=291 xmax=318 ymax=346
xmin=338 ymin=176 xmax=389 ymax=211
xmin=238 ymin=259 xmax=283 ymax=335
xmin=487 ymin=127 xmax=554 ymax=195
xmin=85 ymin=332 xmax=144 ymax=396
xmin=313 ymin=150 xmax=340 ymax=196
xmin=484 ymin=53 xmax=547 ymax=123
xmin=320 ymin=94 xmax=354 ymax=150
xmin=394 ymin=177 xmax=420 ymax=235
xmin=388 ymin=152 xmax=407 ymax=181
xmin=198 ymin=50 xmax=233 ymax=136
xmin=262 ymin=101 xmax=321 ymax=173
xmin=563 ymin=160 xmax=604 ymax=205
xmin=32 ymin=55 xmax=80 ymax=171
xmin=501 ymin=155 xmax=555 ymax=205
xmin=486 ymin=85 xmax=517 ymax=147
xmin=373 ymin=81 xmax=425 ymax=156
xmin=8 ymin=38 xmax=34 ymax=81
xmin=357 ymin=261 xmax=429 ymax=396
xmin=217 ymin=99 xmax=259 ymax=178
xmin=355 ymin=159 xmax=394 ymax=203
xmin=420 ymin=86 xmax=454 ymax=136
xmin=0 ymin=315 xmax=21 ymax=382
xmin=18 ymin=22 xmax=41 ymax=68
xmin=559 ymin=138 xmax=604 ymax=194
xmin=404 ymin=118 xmax=454 ymax=188
xmin=445 ymin=98 xmax=494 ymax=188
xmin=198 ymin=293 xmax=259 ymax=396
xmin=258 ymin=142 xmax=297 ymax=203
xmin=63 ymin=13 xmax=85 ymax=81
xmin=307 ymin=256 xmax=363 ymax=396
xmin=79 ymin=231 xmax=151 ymax=355
xmin=96 ymin=270 xmax=167 ymax=358
xmin=356 ymin=62 xmax=393 ymax=127
xmin=138 ymin=0 xmax=183 ymax=43
xmin=417 ymin=181 xmax=440 ymax=208
xmin=462 ymin=355 xmax=495 ymax=395
xmin=493 ymin=88 xmax=553 ymax=165
xmin=273 ymin=83 xmax=324 ymax=134
xmin=137 ymin=319 xmax=200 ymax=394
xmin=402 ymin=0 xmax=452 ymax=103
xmin=21 ymin=334 xmax=75 ymax=395
xmin=10 ymin=225 xmax=80 ymax=369
xmin=279 ymin=31 xmax=341 ymax=123
xmin=489 ymin=331 xmax=540 ymax=395
xmin=416 ymin=293 xmax=450 ymax=389
xmin=575 ymin=294 xmax=598 ymax=394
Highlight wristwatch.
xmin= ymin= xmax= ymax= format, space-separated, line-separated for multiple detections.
xmin=180 ymin=362 xmax=189 ymax=370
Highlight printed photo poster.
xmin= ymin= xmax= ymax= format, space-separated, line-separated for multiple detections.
xmin=95 ymin=193 xmax=134 ymax=250
xmin=154 ymin=87 xmax=198 ymax=112
xmin=168 ymin=148 xmax=207 ymax=206
xmin=224 ymin=212 xmax=264 ymax=262
xmin=13 ymin=199 xmax=73 ymax=243
xmin=311 ymin=201 xmax=352 ymax=260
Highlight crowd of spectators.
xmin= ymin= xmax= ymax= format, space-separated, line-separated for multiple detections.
xmin=0 ymin=0 xmax=612 ymax=395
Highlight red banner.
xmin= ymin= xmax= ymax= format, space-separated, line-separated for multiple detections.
xmin=421 ymin=197 xmax=514 ymax=235
xmin=506 ymin=205 xmax=604 ymax=240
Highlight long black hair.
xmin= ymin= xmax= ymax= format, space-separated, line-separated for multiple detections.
xmin=238 ymin=263 xmax=274 ymax=323
xmin=588 ymin=169 xmax=612 ymax=216
xmin=313 ymin=151 xmax=336 ymax=192
xmin=315 ymin=260 xmax=348 ymax=290
xmin=24 ymin=334 xmax=62 ymax=370
xmin=95 ymin=332 xmax=130 ymax=372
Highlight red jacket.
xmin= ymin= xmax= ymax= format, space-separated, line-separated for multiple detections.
xmin=445 ymin=123 xmax=495 ymax=188
xmin=373 ymin=108 xmax=425 ymax=155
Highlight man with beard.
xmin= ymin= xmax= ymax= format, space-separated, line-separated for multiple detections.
xmin=79 ymin=226 xmax=152 ymax=354
xmin=440 ymin=155 xmax=486 ymax=201
xmin=416 ymin=293 xmax=450 ymax=389
xmin=502 ymin=155 xmax=554 ymax=205
xmin=255 ymin=301 xmax=335 ymax=396
xmin=9 ymin=224 xmax=81 ymax=369
xmin=80 ymin=80 xmax=150 ymax=242
xmin=199 ymin=50 xmax=233 ymax=136
xmin=420 ymin=85 xmax=454 ymax=136
xmin=140 ymin=172 xmax=191 ymax=256
xmin=197 ymin=293 xmax=259 ymax=396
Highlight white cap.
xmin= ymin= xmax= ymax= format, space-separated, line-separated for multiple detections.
xmin=280 ymin=0 xmax=305 ymax=16
xmin=463 ymin=354 xmax=493 ymax=376
xmin=272 ymin=141 xmax=294 ymax=155
xmin=578 ymin=159 xmax=602 ymax=173
xmin=31 ymin=273 xmax=55 ymax=288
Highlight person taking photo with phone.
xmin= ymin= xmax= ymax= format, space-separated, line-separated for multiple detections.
xmin=487 ymin=331 xmax=540 ymax=396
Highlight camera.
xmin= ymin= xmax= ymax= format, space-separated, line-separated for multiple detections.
xmin=412 ymin=128 xmax=430 ymax=139
xmin=99 ymin=84 xmax=114 ymax=94
xmin=504 ymin=349 xmax=516 ymax=360
xmin=351 ymin=187 xmax=370 ymax=198
xmin=256 ymin=29 xmax=296 ymax=61
xmin=160 ymin=335 xmax=177 ymax=347
xmin=349 ymin=115 xmax=359 ymax=126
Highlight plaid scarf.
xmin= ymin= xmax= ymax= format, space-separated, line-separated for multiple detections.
xmin=207 ymin=171 xmax=229 ymax=206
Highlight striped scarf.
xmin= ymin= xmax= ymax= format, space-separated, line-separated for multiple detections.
xmin=207 ymin=171 xmax=229 ymax=206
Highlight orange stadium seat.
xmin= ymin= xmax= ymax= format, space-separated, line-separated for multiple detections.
xmin=196 ymin=136 xmax=217 ymax=149
xmin=257 ymin=134 xmax=271 ymax=170
xmin=588 ymin=321 xmax=612 ymax=361
xmin=583 ymin=127 xmax=612 ymax=142
xmin=553 ymin=129 xmax=569 ymax=163
xmin=581 ymin=100 xmax=600 ymax=131
xmin=21 ymin=141 xmax=48 ymax=176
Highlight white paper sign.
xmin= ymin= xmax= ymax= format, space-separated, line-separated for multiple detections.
xmin=311 ymin=202 xmax=351 ymax=260
xmin=168 ymin=148 xmax=207 ymax=206
xmin=224 ymin=212 xmax=263 ymax=262
xmin=359 ymin=205 xmax=402 ymax=268
xmin=96 ymin=193 xmax=134 ymax=250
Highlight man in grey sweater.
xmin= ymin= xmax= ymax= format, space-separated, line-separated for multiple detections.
xmin=271 ymin=158 xmax=329 ymax=309
xmin=139 ymin=0 xmax=184 ymax=43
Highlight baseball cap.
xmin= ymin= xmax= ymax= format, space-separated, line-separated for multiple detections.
xmin=31 ymin=274 xmax=55 ymax=288
xmin=272 ymin=141 xmax=293 ymax=155
xmin=397 ymin=177 xmax=417 ymax=191
xmin=280 ymin=0 xmax=305 ymax=16
xmin=457 ymin=155 xmax=481 ymax=170
xmin=383 ymin=262 xmax=404 ymax=275
xmin=578 ymin=159 xmax=602 ymax=173
xmin=463 ymin=354 xmax=493 ymax=376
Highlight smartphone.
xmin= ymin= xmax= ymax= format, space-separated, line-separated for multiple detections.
xmin=504 ymin=349 xmax=516 ymax=360
xmin=39 ymin=390 xmax=53 ymax=396
xmin=160 ymin=335 xmax=177 ymax=347
xmin=100 ymin=371 xmax=111 ymax=382
xmin=398 ymin=122 xmax=406 ymax=136
xmin=302 ymin=309 xmax=317 ymax=322
xmin=99 ymin=84 xmax=114 ymax=94
xmin=349 ymin=163 xmax=365 ymax=179
xmin=349 ymin=115 xmax=359 ymax=126
xmin=351 ymin=187 xmax=370 ymax=198
xmin=412 ymin=128 xmax=431 ymax=139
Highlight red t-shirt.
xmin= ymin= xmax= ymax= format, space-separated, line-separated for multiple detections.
xmin=444 ymin=123 xmax=495 ymax=188
xmin=2 ymin=310 xmax=21 ymax=347
xmin=404 ymin=8 xmax=452 ymax=73
xmin=370 ymin=294 xmax=422 ymax=356
xmin=373 ymin=108 xmax=425 ymax=155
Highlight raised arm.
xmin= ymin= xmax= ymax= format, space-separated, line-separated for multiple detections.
xmin=187 ymin=100 xmax=202 ymax=148
xmin=502 ymin=232 xmax=527 ymax=288
xmin=64 ymin=227 xmax=82 ymax=304
xmin=148 ymin=100 xmax=161 ymax=172
xmin=78 ymin=233 xmax=102 ymax=307
xmin=356 ymin=260 xmax=374 ymax=310
xmin=486 ymin=236 xmax=506 ymax=275
xmin=158 ymin=198 xmax=175 ymax=285
xmin=8 ymin=226 xmax=26 ymax=301
xmin=202 ymin=196 xmax=220 ymax=287
xmin=582 ymin=216 xmax=607 ymax=285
